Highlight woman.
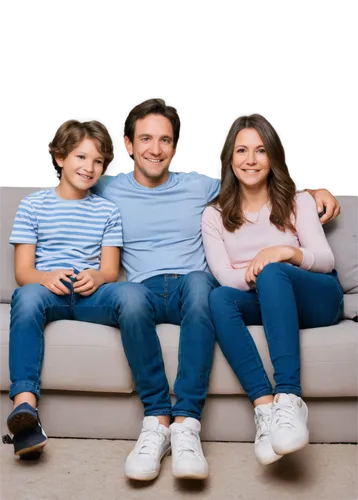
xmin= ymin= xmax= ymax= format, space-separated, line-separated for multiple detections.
xmin=202 ymin=114 xmax=343 ymax=465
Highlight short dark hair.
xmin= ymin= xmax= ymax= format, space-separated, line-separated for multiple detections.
xmin=49 ymin=120 xmax=114 ymax=179
xmin=124 ymin=98 xmax=180 ymax=159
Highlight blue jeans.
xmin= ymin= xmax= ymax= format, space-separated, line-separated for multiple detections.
xmin=9 ymin=271 xmax=218 ymax=420
xmin=209 ymin=263 xmax=344 ymax=403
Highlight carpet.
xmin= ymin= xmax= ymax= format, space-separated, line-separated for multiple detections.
xmin=1 ymin=439 xmax=357 ymax=500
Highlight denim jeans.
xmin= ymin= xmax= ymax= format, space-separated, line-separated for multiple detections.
xmin=9 ymin=271 xmax=218 ymax=420
xmin=209 ymin=263 xmax=344 ymax=403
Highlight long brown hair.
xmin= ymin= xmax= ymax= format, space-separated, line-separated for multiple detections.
xmin=211 ymin=114 xmax=296 ymax=233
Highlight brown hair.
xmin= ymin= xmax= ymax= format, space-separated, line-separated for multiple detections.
xmin=49 ymin=120 xmax=114 ymax=179
xmin=211 ymin=114 xmax=296 ymax=233
xmin=124 ymin=98 xmax=180 ymax=159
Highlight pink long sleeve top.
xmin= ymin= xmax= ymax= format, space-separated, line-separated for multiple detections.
xmin=201 ymin=191 xmax=335 ymax=291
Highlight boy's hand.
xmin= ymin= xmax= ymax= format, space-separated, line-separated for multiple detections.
xmin=40 ymin=269 xmax=75 ymax=295
xmin=73 ymin=269 xmax=104 ymax=296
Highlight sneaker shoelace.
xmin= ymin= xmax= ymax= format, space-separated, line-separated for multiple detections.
xmin=175 ymin=429 xmax=201 ymax=458
xmin=273 ymin=402 xmax=296 ymax=429
xmin=136 ymin=429 xmax=164 ymax=456
xmin=2 ymin=434 xmax=13 ymax=444
xmin=255 ymin=412 xmax=271 ymax=441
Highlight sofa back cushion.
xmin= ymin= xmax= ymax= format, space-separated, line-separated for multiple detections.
xmin=1 ymin=187 xmax=357 ymax=309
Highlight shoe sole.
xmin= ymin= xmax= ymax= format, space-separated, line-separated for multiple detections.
xmin=125 ymin=447 xmax=171 ymax=481
xmin=19 ymin=450 xmax=44 ymax=461
xmin=256 ymin=453 xmax=283 ymax=465
xmin=15 ymin=438 xmax=48 ymax=457
xmin=271 ymin=434 xmax=309 ymax=456
xmin=172 ymin=470 xmax=209 ymax=480
xmin=8 ymin=412 xmax=37 ymax=435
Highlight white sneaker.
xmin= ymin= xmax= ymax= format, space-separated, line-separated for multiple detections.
xmin=270 ymin=393 xmax=309 ymax=455
xmin=254 ymin=404 xmax=283 ymax=465
xmin=170 ymin=418 xmax=208 ymax=479
xmin=124 ymin=416 xmax=171 ymax=481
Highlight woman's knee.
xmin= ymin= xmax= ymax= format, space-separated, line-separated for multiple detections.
xmin=209 ymin=286 xmax=245 ymax=311
xmin=256 ymin=262 xmax=290 ymax=286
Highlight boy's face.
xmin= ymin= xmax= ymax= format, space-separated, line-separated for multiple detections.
xmin=124 ymin=114 xmax=176 ymax=188
xmin=56 ymin=138 xmax=104 ymax=194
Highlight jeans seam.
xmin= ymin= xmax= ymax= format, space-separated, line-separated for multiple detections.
xmin=172 ymin=410 xmax=199 ymax=419
xmin=273 ymin=386 xmax=301 ymax=397
xmin=145 ymin=410 xmax=172 ymax=417
xmin=10 ymin=381 xmax=40 ymax=400
xmin=233 ymin=299 xmax=272 ymax=398
xmin=250 ymin=388 xmax=273 ymax=403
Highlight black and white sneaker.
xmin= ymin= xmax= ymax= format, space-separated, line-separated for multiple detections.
xmin=7 ymin=402 xmax=38 ymax=435
xmin=2 ymin=408 xmax=48 ymax=457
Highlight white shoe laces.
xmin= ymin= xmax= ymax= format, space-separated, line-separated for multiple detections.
xmin=255 ymin=411 xmax=271 ymax=441
xmin=136 ymin=429 xmax=164 ymax=456
xmin=175 ymin=429 xmax=201 ymax=458
xmin=273 ymin=402 xmax=296 ymax=429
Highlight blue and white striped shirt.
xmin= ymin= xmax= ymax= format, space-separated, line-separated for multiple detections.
xmin=10 ymin=188 xmax=123 ymax=272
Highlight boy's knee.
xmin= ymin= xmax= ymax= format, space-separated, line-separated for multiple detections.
xmin=11 ymin=284 xmax=49 ymax=308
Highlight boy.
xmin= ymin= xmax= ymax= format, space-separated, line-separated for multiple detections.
xmin=2 ymin=120 xmax=123 ymax=458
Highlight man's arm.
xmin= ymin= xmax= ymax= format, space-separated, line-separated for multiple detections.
xmin=306 ymin=188 xmax=341 ymax=224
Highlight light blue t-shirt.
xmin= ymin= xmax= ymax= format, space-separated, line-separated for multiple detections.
xmin=10 ymin=189 xmax=123 ymax=272
xmin=92 ymin=171 xmax=220 ymax=283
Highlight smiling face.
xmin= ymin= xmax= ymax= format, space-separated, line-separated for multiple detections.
xmin=56 ymin=137 xmax=104 ymax=199
xmin=124 ymin=113 xmax=176 ymax=188
xmin=231 ymin=128 xmax=271 ymax=190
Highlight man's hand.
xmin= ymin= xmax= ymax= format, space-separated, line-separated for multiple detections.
xmin=245 ymin=246 xmax=295 ymax=285
xmin=307 ymin=188 xmax=341 ymax=224
xmin=73 ymin=269 xmax=104 ymax=296
xmin=40 ymin=269 xmax=75 ymax=295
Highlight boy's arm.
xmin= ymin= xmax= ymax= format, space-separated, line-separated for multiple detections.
xmin=73 ymin=247 xmax=120 ymax=296
xmin=14 ymin=244 xmax=41 ymax=285
xmin=14 ymin=244 xmax=74 ymax=294
xmin=99 ymin=247 xmax=121 ymax=282
xmin=73 ymin=205 xmax=122 ymax=296
xmin=97 ymin=205 xmax=122 ymax=283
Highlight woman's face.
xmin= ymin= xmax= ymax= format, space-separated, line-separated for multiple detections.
xmin=231 ymin=128 xmax=271 ymax=189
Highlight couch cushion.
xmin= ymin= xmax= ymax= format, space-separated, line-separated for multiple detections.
xmin=0 ymin=304 xmax=134 ymax=394
xmin=1 ymin=304 xmax=357 ymax=397
xmin=0 ymin=187 xmax=43 ymax=303
xmin=325 ymin=196 xmax=358 ymax=295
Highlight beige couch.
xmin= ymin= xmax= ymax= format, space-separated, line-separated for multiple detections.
xmin=1 ymin=187 xmax=357 ymax=443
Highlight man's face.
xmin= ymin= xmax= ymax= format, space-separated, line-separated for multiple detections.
xmin=124 ymin=114 xmax=176 ymax=188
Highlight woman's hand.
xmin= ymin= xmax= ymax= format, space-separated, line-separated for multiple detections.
xmin=245 ymin=246 xmax=296 ymax=286
xmin=73 ymin=269 xmax=105 ymax=296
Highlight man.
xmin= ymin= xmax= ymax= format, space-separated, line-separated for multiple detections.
xmin=93 ymin=98 xmax=340 ymax=480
